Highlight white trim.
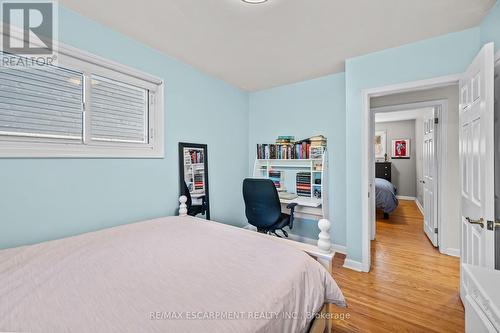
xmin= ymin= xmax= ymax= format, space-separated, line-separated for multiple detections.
xmin=331 ymin=243 xmax=347 ymax=255
xmin=361 ymin=74 xmax=460 ymax=272
xmin=396 ymin=195 xmax=416 ymax=201
xmin=495 ymin=50 xmax=500 ymax=63
xmin=343 ymin=259 xmax=364 ymax=272
xmin=0 ymin=26 xmax=165 ymax=158
xmin=442 ymin=248 xmax=460 ymax=257
xmin=264 ymin=231 xmax=347 ymax=254
xmin=415 ymin=199 xmax=424 ymax=215
xmin=372 ymin=101 xmax=446 ymax=114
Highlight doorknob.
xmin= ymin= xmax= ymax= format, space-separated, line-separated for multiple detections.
xmin=466 ymin=217 xmax=485 ymax=228
xmin=487 ymin=220 xmax=500 ymax=231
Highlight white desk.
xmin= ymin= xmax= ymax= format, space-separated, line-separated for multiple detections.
xmin=280 ymin=197 xmax=323 ymax=219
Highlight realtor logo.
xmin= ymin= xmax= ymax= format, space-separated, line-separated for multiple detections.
xmin=1 ymin=0 xmax=58 ymax=66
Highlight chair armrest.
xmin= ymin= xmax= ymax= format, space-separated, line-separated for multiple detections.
xmin=286 ymin=202 xmax=298 ymax=230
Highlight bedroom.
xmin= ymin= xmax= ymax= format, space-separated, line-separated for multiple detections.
xmin=370 ymin=84 xmax=461 ymax=253
xmin=1 ymin=1 xmax=500 ymax=332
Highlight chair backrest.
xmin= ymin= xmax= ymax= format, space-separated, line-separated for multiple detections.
xmin=242 ymin=178 xmax=281 ymax=229
xmin=181 ymin=180 xmax=193 ymax=209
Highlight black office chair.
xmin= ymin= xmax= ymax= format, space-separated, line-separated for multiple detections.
xmin=242 ymin=178 xmax=297 ymax=238
xmin=182 ymin=181 xmax=207 ymax=217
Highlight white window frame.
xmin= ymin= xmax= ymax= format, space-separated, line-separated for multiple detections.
xmin=0 ymin=33 xmax=165 ymax=158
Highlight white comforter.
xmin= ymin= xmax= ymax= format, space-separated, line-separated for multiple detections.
xmin=0 ymin=216 xmax=345 ymax=333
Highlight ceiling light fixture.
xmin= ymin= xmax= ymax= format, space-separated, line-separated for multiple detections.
xmin=242 ymin=0 xmax=268 ymax=4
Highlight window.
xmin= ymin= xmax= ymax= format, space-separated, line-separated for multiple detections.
xmin=0 ymin=47 xmax=164 ymax=158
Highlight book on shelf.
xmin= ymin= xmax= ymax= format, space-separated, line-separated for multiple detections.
xmin=268 ymin=170 xmax=283 ymax=190
xmin=256 ymin=143 xmax=312 ymax=160
xmin=276 ymin=136 xmax=294 ymax=144
xmin=310 ymin=146 xmax=325 ymax=159
xmin=256 ymin=135 xmax=327 ymax=160
xmin=309 ymin=135 xmax=327 ymax=147
xmin=185 ymin=149 xmax=204 ymax=164
xmin=296 ymin=172 xmax=311 ymax=197
xmin=194 ymin=172 xmax=204 ymax=190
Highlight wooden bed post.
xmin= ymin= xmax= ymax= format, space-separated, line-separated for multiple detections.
xmin=179 ymin=196 xmax=188 ymax=216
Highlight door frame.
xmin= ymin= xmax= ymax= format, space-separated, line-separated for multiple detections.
xmin=370 ymin=100 xmax=447 ymax=249
xmin=360 ymin=74 xmax=461 ymax=272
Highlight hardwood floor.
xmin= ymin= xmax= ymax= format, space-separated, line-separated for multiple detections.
xmin=329 ymin=200 xmax=463 ymax=333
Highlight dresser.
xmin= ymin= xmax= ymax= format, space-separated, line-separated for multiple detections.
xmin=462 ymin=264 xmax=500 ymax=332
xmin=375 ymin=162 xmax=392 ymax=182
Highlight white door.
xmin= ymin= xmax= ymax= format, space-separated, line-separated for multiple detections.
xmin=460 ymin=43 xmax=496 ymax=299
xmin=370 ymin=111 xmax=376 ymax=240
xmin=423 ymin=107 xmax=438 ymax=246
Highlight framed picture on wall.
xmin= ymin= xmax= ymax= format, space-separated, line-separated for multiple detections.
xmin=392 ymin=139 xmax=410 ymax=159
xmin=374 ymin=131 xmax=387 ymax=161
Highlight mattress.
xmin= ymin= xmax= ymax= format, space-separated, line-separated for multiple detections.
xmin=0 ymin=216 xmax=345 ymax=333
xmin=375 ymin=177 xmax=399 ymax=214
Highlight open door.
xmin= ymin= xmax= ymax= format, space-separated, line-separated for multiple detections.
xmin=370 ymin=111 xmax=376 ymax=240
xmin=423 ymin=107 xmax=438 ymax=246
xmin=460 ymin=43 xmax=496 ymax=299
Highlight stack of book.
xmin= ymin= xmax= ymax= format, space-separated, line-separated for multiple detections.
xmin=309 ymin=135 xmax=327 ymax=147
xmin=194 ymin=172 xmax=204 ymax=190
xmin=276 ymin=136 xmax=294 ymax=144
xmin=296 ymin=172 xmax=311 ymax=197
xmin=268 ymin=170 xmax=282 ymax=190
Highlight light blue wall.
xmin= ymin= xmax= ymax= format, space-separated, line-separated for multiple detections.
xmin=3 ymin=4 xmax=498 ymax=258
xmin=248 ymin=73 xmax=346 ymax=246
xmin=481 ymin=1 xmax=500 ymax=49
xmin=0 ymin=7 xmax=249 ymax=249
xmin=344 ymin=28 xmax=481 ymax=262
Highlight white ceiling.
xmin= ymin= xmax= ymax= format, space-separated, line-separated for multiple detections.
xmin=59 ymin=0 xmax=495 ymax=91
xmin=375 ymin=108 xmax=432 ymax=123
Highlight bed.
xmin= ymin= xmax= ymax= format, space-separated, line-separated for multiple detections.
xmin=375 ymin=177 xmax=399 ymax=217
xmin=0 ymin=215 xmax=345 ymax=333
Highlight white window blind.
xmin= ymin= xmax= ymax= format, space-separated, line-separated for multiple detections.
xmin=0 ymin=56 xmax=84 ymax=140
xmin=90 ymin=75 xmax=148 ymax=144
xmin=0 ymin=45 xmax=163 ymax=158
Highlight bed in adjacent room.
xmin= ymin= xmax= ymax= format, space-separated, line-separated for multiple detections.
xmin=375 ymin=177 xmax=399 ymax=218
xmin=0 ymin=215 xmax=345 ymax=333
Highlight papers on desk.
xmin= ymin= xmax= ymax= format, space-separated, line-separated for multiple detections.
xmin=278 ymin=192 xmax=298 ymax=200
xmin=280 ymin=196 xmax=322 ymax=208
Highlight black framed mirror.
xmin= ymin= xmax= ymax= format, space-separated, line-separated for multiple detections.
xmin=178 ymin=142 xmax=210 ymax=220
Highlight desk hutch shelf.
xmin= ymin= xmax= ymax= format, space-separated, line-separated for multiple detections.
xmin=252 ymin=147 xmax=328 ymax=220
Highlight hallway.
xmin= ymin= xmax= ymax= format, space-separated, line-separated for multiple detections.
xmin=331 ymin=200 xmax=464 ymax=332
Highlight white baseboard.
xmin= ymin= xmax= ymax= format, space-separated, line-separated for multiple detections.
xmin=243 ymin=224 xmax=257 ymax=231
xmin=343 ymin=259 xmax=365 ymax=272
xmin=283 ymin=233 xmax=347 ymax=254
xmin=415 ymin=199 xmax=424 ymax=215
xmin=396 ymin=195 xmax=416 ymax=201
xmin=242 ymin=225 xmax=347 ymax=255
xmin=442 ymin=247 xmax=460 ymax=257
xmin=331 ymin=243 xmax=347 ymax=255
xmin=286 ymin=233 xmax=316 ymax=245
